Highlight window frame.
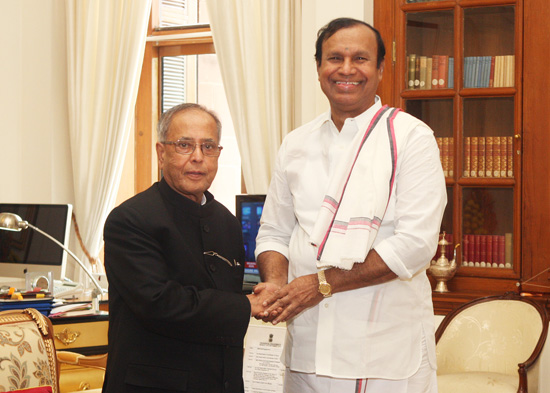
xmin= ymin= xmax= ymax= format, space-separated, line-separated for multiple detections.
xmin=135 ymin=11 xmax=215 ymax=193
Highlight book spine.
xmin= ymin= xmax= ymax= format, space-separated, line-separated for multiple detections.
xmin=505 ymin=55 xmax=515 ymax=87
xmin=493 ymin=137 xmax=501 ymax=177
xmin=426 ymin=57 xmax=432 ymax=90
xmin=470 ymin=136 xmax=478 ymax=177
xmin=415 ymin=55 xmax=421 ymax=89
xmin=462 ymin=235 xmax=470 ymax=266
xmin=492 ymin=235 xmax=499 ymax=267
xmin=498 ymin=235 xmax=505 ymax=268
xmin=485 ymin=56 xmax=492 ymax=87
xmin=500 ymin=136 xmax=507 ymax=177
xmin=464 ymin=137 xmax=471 ymax=177
xmin=489 ymin=56 xmax=495 ymax=87
xmin=509 ymin=55 xmax=515 ymax=87
xmin=474 ymin=56 xmax=480 ymax=88
xmin=463 ymin=57 xmax=470 ymax=88
xmin=438 ymin=55 xmax=448 ymax=88
xmin=478 ymin=137 xmax=485 ymax=177
xmin=431 ymin=55 xmax=439 ymax=89
xmin=448 ymin=57 xmax=454 ymax=89
xmin=474 ymin=235 xmax=480 ymax=264
xmin=408 ymin=54 xmax=416 ymax=89
xmin=480 ymin=235 xmax=487 ymax=266
xmin=486 ymin=136 xmax=493 ymax=177
xmin=505 ymin=233 xmax=513 ymax=268
xmin=419 ymin=56 xmax=427 ymax=89
xmin=486 ymin=235 xmax=493 ymax=266
xmin=494 ymin=56 xmax=501 ymax=88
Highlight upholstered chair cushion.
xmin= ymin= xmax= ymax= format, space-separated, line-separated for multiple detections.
xmin=438 ymin=372 xmax=518 ymax=393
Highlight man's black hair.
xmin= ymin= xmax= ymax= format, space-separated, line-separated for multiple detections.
xmin=314 ymin=17 xmax=386 ymax=69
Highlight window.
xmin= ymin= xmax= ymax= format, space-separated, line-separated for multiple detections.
xmin=134 ymin=0 xmax=241 ymax=212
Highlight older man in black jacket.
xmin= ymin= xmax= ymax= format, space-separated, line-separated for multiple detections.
xmin=102 ymin=103 xmax=269 ymax=393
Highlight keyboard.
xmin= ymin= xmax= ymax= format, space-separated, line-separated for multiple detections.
xmin=53 ymin=280 xmax=83 ymax=299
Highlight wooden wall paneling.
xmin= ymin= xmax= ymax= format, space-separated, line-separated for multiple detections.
xmin=521 ymin=0 xmax=550 ymax=293
xmin=135 ymin=43 xmax=156 ymax=194
xmin=374 ymin=0 xmax=395 ymax=106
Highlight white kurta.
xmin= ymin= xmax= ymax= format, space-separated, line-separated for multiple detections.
xmin=255 ymin=98 xmax=447 ymax=379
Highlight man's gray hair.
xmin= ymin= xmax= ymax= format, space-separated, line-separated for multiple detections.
xmin=157 ymin=103 xmax=222 ymax=142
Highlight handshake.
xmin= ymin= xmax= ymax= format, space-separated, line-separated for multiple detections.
xmin=245 ymin=274 xmax=323 ymax=325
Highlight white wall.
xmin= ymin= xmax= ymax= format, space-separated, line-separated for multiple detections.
xmin=0 ymin=0 xmax=73 ymax=205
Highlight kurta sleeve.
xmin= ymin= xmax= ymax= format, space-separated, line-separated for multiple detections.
xmin=374 ymin=120 xmax=447 ymax=279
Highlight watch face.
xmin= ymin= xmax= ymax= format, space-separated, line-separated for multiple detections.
xmin=319 ymin=282 xmax=331 ymax=296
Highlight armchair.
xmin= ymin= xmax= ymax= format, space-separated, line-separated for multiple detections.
xmin=0 ymin=308 xmax=106 ymax=393
xmin=435 ymin=292 xmax=549 ymax=393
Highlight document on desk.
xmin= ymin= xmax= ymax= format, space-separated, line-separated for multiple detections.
xmin=243 ymin=324 xmax=286 ymax=393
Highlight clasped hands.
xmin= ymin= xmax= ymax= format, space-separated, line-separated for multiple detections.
xmin=247 ymin=274 xmax=323 ymax=325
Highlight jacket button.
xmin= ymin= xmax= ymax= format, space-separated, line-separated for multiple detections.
xmin=203 ymin=224 xmax=210 ymax=232
xmin=209 ymin=264 xmax=217 ymax=272
xmin=224 ymin=381 xmax=230 ymax=390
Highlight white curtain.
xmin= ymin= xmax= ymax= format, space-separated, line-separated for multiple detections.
xmin=65 ymin=0 xmax=151 ymax=280
xmin=206 ymin=0 xmax=298 ymax=194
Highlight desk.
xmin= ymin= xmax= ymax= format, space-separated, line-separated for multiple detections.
xmin=50 ymin=312 xmax=108 ymax=392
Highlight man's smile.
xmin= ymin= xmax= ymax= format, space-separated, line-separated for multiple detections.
xmin=335 ymin=81 xmax=360 ymax=85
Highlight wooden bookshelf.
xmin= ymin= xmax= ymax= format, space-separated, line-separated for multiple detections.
xmin=375 ymin=0 xmax=550 ymax=314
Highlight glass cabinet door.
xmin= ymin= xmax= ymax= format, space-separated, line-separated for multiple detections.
xmin=463 ymin=6 xmax=515 ymax=88
xmin=406 ymin=11 xmax=454 ymax=90
xmin=462 ymin=188 xmax=514 ymax=270
xmin=406 ymin=99 xmax=454 ymax=177
xmin=462 ymin=97 xmax=515 ymax=179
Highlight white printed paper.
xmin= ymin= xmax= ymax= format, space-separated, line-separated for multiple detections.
xmin=243 ymin=324 xmax=286 ymax=393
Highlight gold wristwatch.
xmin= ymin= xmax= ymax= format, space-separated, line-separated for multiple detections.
xmin=317 ymin=269 xmax=332 ymax=297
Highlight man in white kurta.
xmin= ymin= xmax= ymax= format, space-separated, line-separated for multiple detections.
xmin=254 ymin=18 xmax=446 ymax=393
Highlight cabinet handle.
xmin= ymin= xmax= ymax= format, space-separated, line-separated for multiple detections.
xmin=514 ymin=134 xmax=521 ymax=139
xmin=54 ymin=327 xmax=81 ymax=346
xmin=79 ymin=382 xmax=91 ymax=390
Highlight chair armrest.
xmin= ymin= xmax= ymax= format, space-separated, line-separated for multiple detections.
xmin=57 ymin=351 xmax=107 ymax=370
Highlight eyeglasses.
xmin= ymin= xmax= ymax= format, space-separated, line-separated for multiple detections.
xmin=204 ymin=251 xmax=241 ymax=267
xmin=161 ymin=139 xmax=223 ymax=157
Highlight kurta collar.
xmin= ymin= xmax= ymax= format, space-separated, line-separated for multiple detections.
xmin=314 ymin=95 xmax=383 ymax=132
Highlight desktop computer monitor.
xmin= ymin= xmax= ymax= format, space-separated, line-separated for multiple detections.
xmin=236 ymin=194 xmax=265 ymax=292
xmin=0 ymin=203 xmax=73 ymax=287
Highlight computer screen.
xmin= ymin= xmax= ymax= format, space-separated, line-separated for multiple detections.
xmin=0 ymin=203 xmax=72 ymax=282
xmin=236 ymin=194 xmax=265 ymax=290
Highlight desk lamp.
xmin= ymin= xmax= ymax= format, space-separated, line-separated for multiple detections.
xmin=0 ymin=212 xmax=107 ymax=315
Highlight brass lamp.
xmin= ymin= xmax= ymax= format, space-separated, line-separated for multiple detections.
xmin=0 ymin=212 xmax=107 ymax=314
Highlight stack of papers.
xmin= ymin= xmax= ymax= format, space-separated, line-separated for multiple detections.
xmin=49 ymin=302 xmax=94 ymax=318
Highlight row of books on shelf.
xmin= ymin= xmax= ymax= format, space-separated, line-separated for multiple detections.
xmin=436 ymin=137 xmax=454 ymax=177
xmin=435 ymin=136 xmax=514 ymax=178
xmin=464 ymin=136 xmax=513 ymax=178
xmin=436 ymin=233 xmax=513 ymax=269
xmin=462 ymin=234 xmax=513 ymax=268
xmin=407 ymin=54 xmax=453 ymax=90
xmin=464 ymin=56 xmax=515 ymax=88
